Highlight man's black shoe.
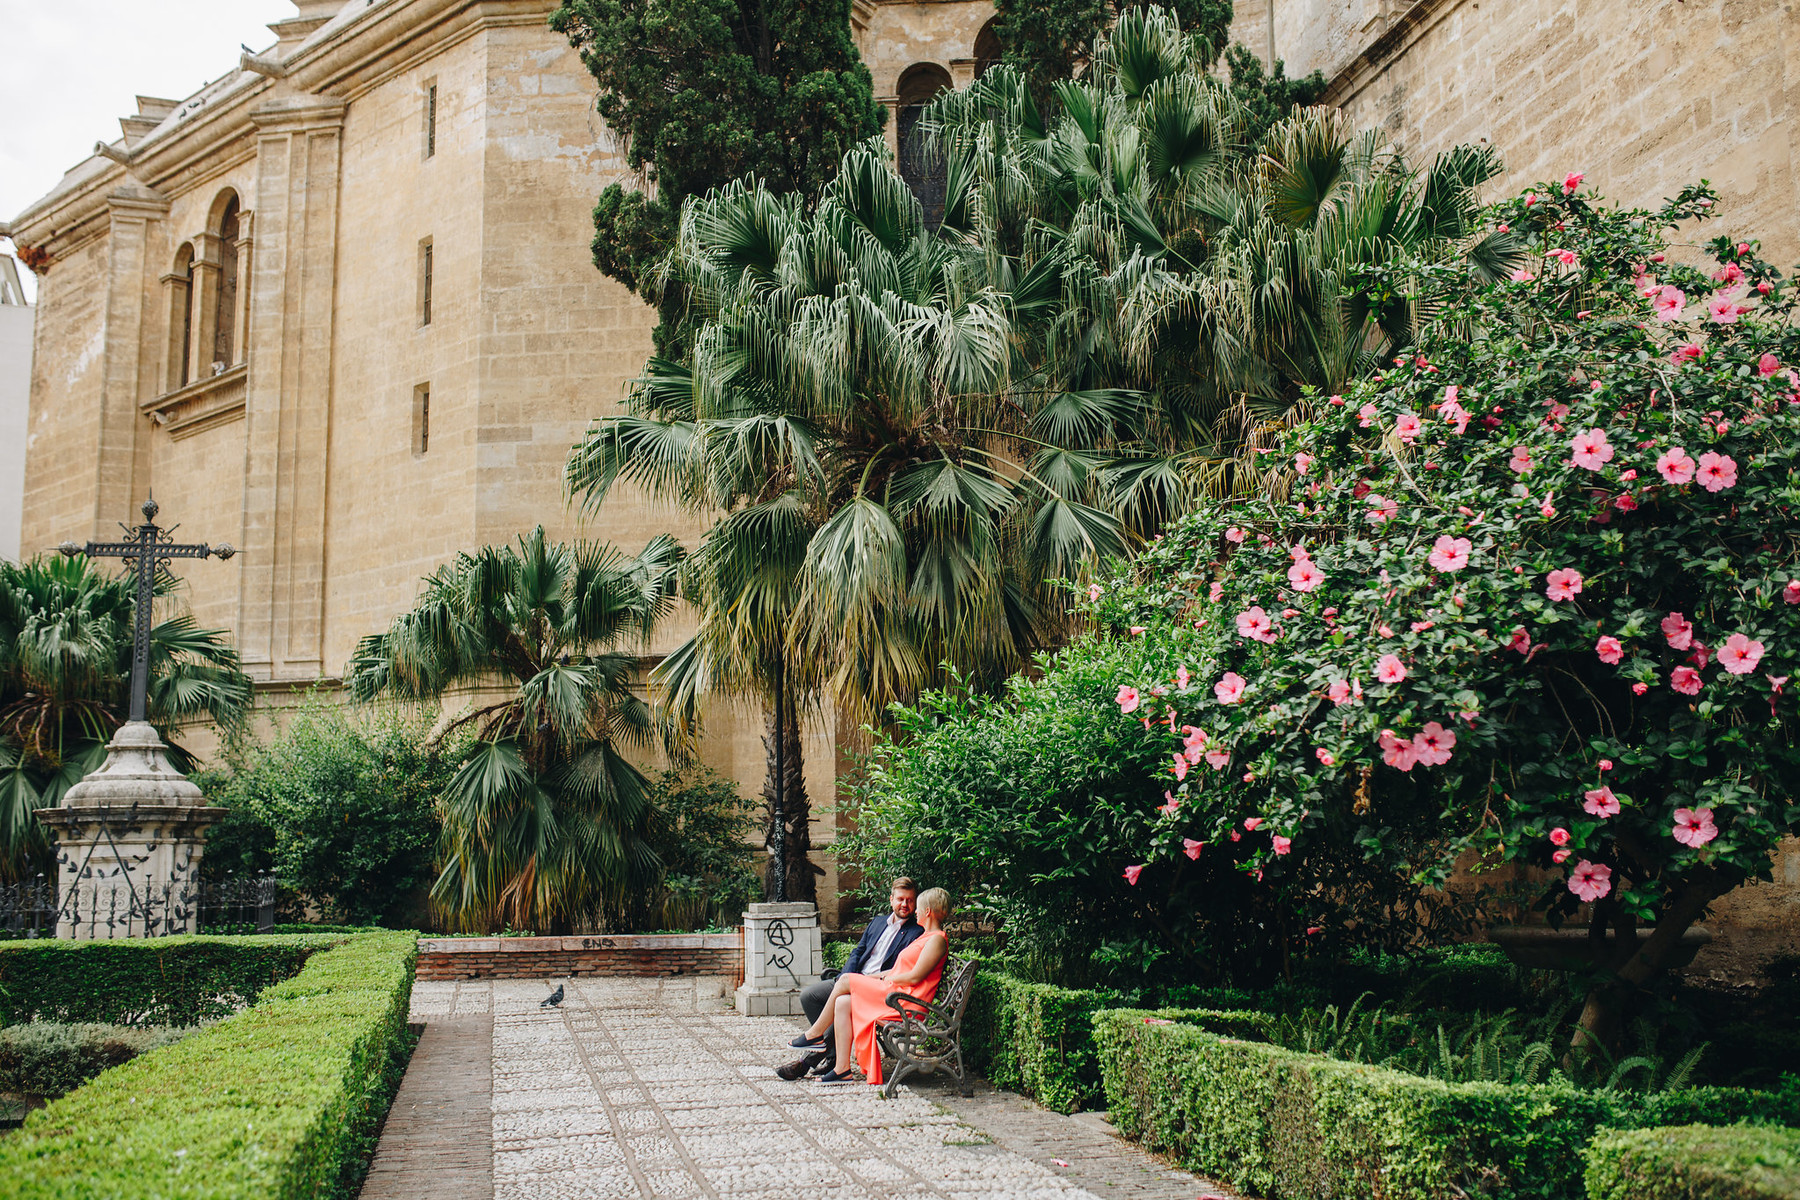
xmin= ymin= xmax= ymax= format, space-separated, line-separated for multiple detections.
xmin=776 ymin=1052 xmax=824 ymax=1081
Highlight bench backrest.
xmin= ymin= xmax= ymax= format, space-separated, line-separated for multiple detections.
xmin=936 ymin=954 xmax=979 ymax=1026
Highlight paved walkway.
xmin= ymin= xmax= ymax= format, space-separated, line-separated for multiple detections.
xmin=376 ymin=977 xmax=1236 ymax=1200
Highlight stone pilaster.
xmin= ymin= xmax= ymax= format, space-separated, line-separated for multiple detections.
xmin=92 ymin=187 xmax=169 ymax=539
xmin=240 ymin=98 xmax=346 ymax=679
xmin=187 ymin=231 xmax=223 ymax=383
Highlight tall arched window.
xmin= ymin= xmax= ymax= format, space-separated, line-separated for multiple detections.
xmin=214 ymin=197 xmax=239 ymax=369
xmin=167 ymin=244 xmax=195 ymax=390
xmin=975 ymin=20 xmax=1003 ymax=77
xmin=896 ymin=63 xmax=954 ymax=228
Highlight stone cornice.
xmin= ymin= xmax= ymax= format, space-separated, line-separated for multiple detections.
xmin=248 ymin=96 xmax=350 ymax=135
xmin=1320 ymin=0 xmax=1465 ymax=110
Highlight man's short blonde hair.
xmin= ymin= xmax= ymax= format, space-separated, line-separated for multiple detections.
xmin=916 ymin=887 xmax=951 ymax=919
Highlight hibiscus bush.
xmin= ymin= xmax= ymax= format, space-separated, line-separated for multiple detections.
xmin=1094 ymin=177 xmax=1800 ymax=1048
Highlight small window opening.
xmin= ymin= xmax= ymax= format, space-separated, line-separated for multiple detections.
xmin=419 ymin=238 xmax=433 ymax=326
xmin=424 ymin=81 xmax=438 ymax=159
xmin=413 ymin=383 xmax=431 ymax=455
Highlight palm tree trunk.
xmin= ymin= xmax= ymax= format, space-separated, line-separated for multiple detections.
xmin=762 ymin=678 xmax=815 ymax=905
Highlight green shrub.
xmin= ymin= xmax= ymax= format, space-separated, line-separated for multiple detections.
xmin=1585 ymin=1124 xmax=1800 ymax=1200
xmin=1093 ymin=1008 xmax=1799 ymax=1200
xmin=0 ymin=935 xmax=340 ymax=1025
xmin=201 ymin=698 xmax=465 ymax=926
xmin=0 ymin=1022 xmax=193 ymax=1098
xmin=962 ymin=973 xmax=1121 ymax=1113
xmin=0 ymin=931 xmax=417 ymax=1200
xmin=824 ymin=940 xmax=854 ymax=971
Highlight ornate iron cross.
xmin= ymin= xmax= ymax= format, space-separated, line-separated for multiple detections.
xmin=59 ymin=497 xmax=236 ymax=725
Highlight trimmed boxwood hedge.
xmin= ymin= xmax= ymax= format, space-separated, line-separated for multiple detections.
xmin=1585 ymin=1124 xmax=1800 ymax=1200
xmin=0 ymin=934 xmax=342 ymax=1025
xmin=1093 ymin=1008 xmax=1800 ymax=1200
xmin=0 ymin=1023 xmax=194 ymax=1099
xmin=0 ymin=930 xmax=417 ymax=1200
xmin=961 ymin=973 xmax=1117 ymax=1113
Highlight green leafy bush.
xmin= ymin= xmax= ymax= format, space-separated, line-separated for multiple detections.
xmin=963 ymin=973 xmax=1120 ymax=1113
xmin=1585 ymin=1123 xmax=1800 ymax=1200
xmin=0 ymin=935 xmax=337 ymax=1025
xmin=0 ymin=931 xmax=417 ymax=1200
xmin=0 ymin=1022 xmax=193 ymax=1098
xmin=1094 ymin=1009 xmax=1800 ymax=1200
xmin=610 ymin=768 xmax=760 ymax=932
xmin=201 ymin=698 xmax=464 ymax=926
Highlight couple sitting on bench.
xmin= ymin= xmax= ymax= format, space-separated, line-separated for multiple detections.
xmin=776 ymin=877 xmax=949 ymax=1085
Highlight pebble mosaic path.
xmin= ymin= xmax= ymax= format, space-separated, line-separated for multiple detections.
xmin=384 ymin=977 xmax=1237 ymax=1200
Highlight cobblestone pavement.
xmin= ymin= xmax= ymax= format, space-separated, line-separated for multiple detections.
xmin=401 ymin=977 xmax=1238 ymax=1200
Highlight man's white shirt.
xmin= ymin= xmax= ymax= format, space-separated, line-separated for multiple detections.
xmin=865 ymin=914 xmax=905 ymax=973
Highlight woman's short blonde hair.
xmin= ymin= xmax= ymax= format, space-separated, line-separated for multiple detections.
xmin=916 ymin=887 xmax=951 ymax=919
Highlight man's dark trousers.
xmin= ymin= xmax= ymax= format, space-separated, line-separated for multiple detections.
xmin=794 ymin=914 xmax=922 ymax=1071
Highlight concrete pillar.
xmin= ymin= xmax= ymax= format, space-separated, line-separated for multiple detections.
xmin=240 ymin=98 xmax=346 ymax=679
xmin=735 ymin=902 xmax=822 ymax=1016
xmin=91 ymin=187 xmax=169 ymax=541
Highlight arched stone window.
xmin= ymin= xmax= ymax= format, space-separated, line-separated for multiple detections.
xmin=165 ymin=244 xmax=195 ymax=390
xmin=896 ymin=63 xmax=954 ymax=228
xmin=975 ymin=20 xmax=1003 ymax=77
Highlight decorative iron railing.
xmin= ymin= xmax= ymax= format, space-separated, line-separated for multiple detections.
xmin=0 ymin=874 xmax=276 ymax=939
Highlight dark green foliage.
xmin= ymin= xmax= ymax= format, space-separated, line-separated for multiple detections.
xmin=1585 ymin=1124 xmax=1800 ymax=1200
xmin=609 ymin=767 xmax=760 ymax=930
xmin=994 ymin=0 xmax=1233 ymax=101
xmin=963 ymin=973 xmax=1118 ymax=1113
xmin=0 ymin=1022 xmax=193 ymax=1099
xmin=200 ymin=700 xmax=463 ymax=926
xmin=1223 ymin=43 xmax=1326 ymax=148
xmin=0 ymin=935 xmax=334 ymax=1026
xmin=0 ymin=555 xmax=251 ymax=878
xmin=1093 ymin=1010 xmax=1800 ymax=1200
xmin=548 ymin=0 xmax=883 ymax=352
xmin=0 ymin=931 xmax=417 ymax=1200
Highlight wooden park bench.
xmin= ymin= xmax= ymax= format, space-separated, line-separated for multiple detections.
xmin=877 ymin=954 xmax=978 ymax=1098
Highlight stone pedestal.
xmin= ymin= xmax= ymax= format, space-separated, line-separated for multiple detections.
xmin=735 ymin=901 xmax=821 ymax=1017
xmin=35 ymin=722 xmax=225 ymax=939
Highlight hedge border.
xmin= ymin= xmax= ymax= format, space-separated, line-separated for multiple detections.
xmin=0 ymin=931 xmax=418 ymax=1200
xmin=1585 ymin=1123 xmax=1800 ymax=1200
xmin=1093 ymin=1008 xmax=1799 ymax=1200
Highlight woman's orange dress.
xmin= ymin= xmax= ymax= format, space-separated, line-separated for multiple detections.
xmin=845 ymin=931 xmax=945 ymax=1084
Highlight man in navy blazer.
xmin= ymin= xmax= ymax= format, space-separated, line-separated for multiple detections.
xmin=775 ymin=877 xmax=922 ymax=1080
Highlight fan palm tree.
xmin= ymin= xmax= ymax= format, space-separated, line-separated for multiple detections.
xmin=346 ymin=527 xmax=683 ymax=932
xmin=567 ymin=146 xmax=1132 ymax=899
xmin=0 ymin=555 xmax=251 ymax=879
xmin=927 ymin=4 xmax=1521 ymax=528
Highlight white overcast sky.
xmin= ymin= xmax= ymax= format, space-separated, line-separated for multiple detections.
xmin=1 ymin=0 xmax=297 ymax=301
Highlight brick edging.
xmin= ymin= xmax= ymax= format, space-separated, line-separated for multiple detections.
xmin=415 ymin=933 xmax=743 ymax=981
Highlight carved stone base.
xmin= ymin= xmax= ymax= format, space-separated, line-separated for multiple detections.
xmin=35 ymin=722 xmax=225 ymax=939
xmin=735 ymin=902 xmax=821 ymax=1017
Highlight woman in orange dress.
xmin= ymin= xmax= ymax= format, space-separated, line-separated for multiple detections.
xmin=817 ymin=887 xmax=950 ymax=1085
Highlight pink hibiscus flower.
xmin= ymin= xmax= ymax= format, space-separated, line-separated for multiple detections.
xmin=1653 ymin=285 xmax=1687 ymax=322
xmin=1378 ymin=729 xmax=1419 ymax=772
xmin=1509 ymin=267 xmax=1536 ymax=284
xmin=1327 ymin=679 xmax=1352 ymax=705
xmin=1632 ymin=682 xmax=1649 ymax=695
xmin=1171 ymin=754 xmax=1189 ymax=782
xmin=1562 ymin=171 xmax=1584 ymax=194
xmin=1696 ymin=451 xmax=1738 ymax=492
xmin=1546 ymin=568 xmax=1584 ymax=602
xmin=1549 ymin=827 xmax=1571 ymax=846
xmin=1175 ymin=665 xmax=1191 ymax=692
xmin=1671 ymin=341 xmax=1705 ymax=365
xmin=1657 ymin=447 xmax=1696 ymax=484
xmin=1358 ymin=403 xmax=1378 ymax=428
xmin=1709 ymin=293 xmax=1742 ymax=324
xmin=1315 ymin=748 xmax=1335 ymax=765
xmin=1116 ymin=685 xmax=1141 ymax=713
xmin=1214 ymin=672 xmax=1247 ymax=704
xmin=1209 ymin=581 xmax=1225 ymax=602
xmin=1548 ymin=248 xmax=1578 ymax=267
xmin=1182 ymin=838 xmax=1204 ymax=860
xmin=1784 ymin=580 xmax=1800 ymax=605
xmin=1553 ymin=848 xmax=1573 ymax=864
xmin=1376 ymin=654 xmax=1407 ymax=684
xmin=1758 ymin=353 xmax=1781 ymax=377
xmin=1509 ymin=447 xmax=1534 ymax=474
xmin=1271 ymin=836 xmax=1292 ymax=856
xmin=1243 ymin=817 xmax=1264 ymax=831
xmin=1225 ymin=526 xmax=1246 ymax=544
xmin=1718 ymin=632 xmax=1766 ymax=675
xmin=1672 ymin=807 xmax=1718 ymax=848
xmin=1159 ymin=792 xmax=1181 ymax=815
xmin=1366 ymin=494 xmax=1398 ymax=524
xmin=1428 ymin=535 xmax=1472 ymax=572
xmin=1583 ymin=786 xmax=1622 ymax=818
xmin=1671 ymin=665 xmax=1703 ymax=695
xmin=1412 ymin=722 xmax=1456 ymax=767
xmin=1571 ymin=428 xmax=1615 ymax=471
xmin=1568 ymin=860 xmax=1613 ymax=902
xmin=1087 ymin=582 xmax=1103 ymax=601
xmin=1288 ymin=559 xmax=1324 ymax=592
xmin=1295 ymin=452 xmax=1314 ymax=475
xmin=1235 ymin=606 xmax=1277 ymax=643
xmin=1205 ymin=747 xmax=1231 ymax=769
xmin=1596 ymin=635 xmax=1623 ymax=664
xmin=1394 ymin=413 xmax=1422 ymax=442
xmin=1123 ymin=864 xmax=1144 ymax=885
xmin=1661 ymin=612 xmax=1694 ymax=650
xmin=1507 ymin=627 xmax=1532 ymax=655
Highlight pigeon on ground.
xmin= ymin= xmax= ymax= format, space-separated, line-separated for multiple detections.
xmin=541 ymin=984 xmax=565 ymax=1007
